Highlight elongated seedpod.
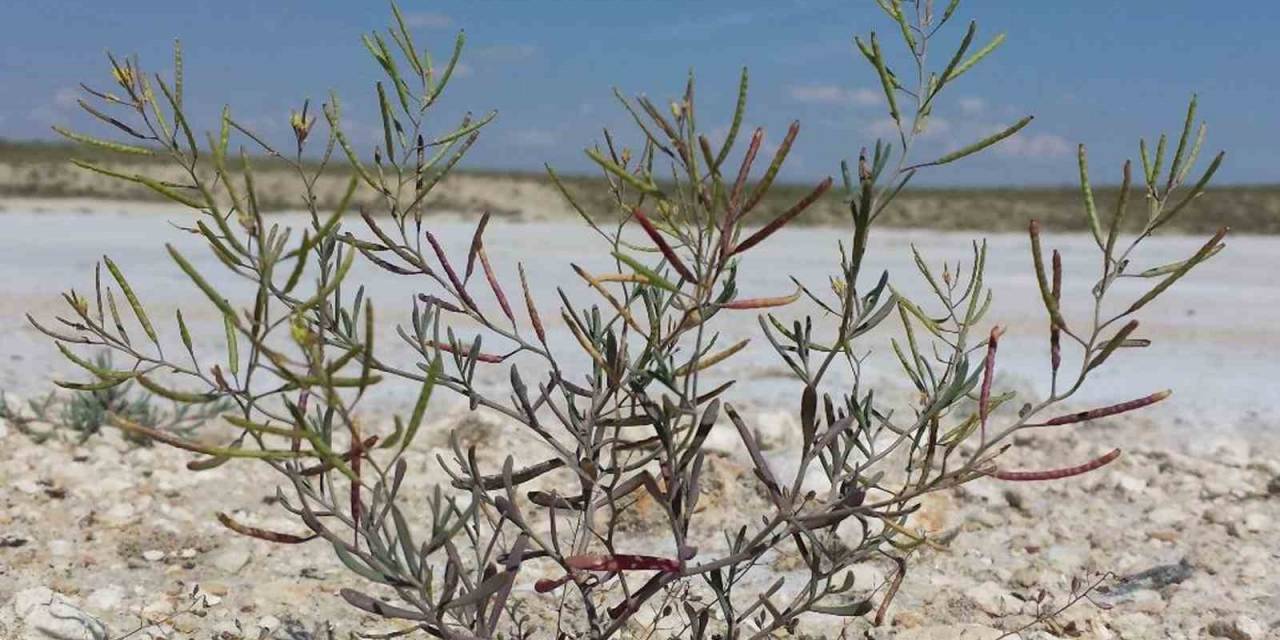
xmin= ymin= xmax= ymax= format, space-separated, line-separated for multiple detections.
xmin=562 ymin=310 xmax=608 ymax=369
xmin=1105 ymin=161 xmax=1131 ymax=263
xmin=478 ymin=246 xmax=515 ymax=323
xmin=730 ymin=127 xmax=765 ymax=208
xmin=425 ymin=231 xmax=478 ymax=312
xmin=632 ymin=208 xmax=696 ymax=282
xmin=722 ymin=287 xmax=803 ymax=310
xmin=1029 ymin=220 xmax=1066 ymax=329
xmin=216 ymin=512 xmax=316 ymax=544
xmin=424 ymin=340 xmax=505 ymax=364
xmin=1050 ymin=250 xmax=1062 ymax=374
xmin=979 ymin=326 xmax=1003 ymax=441
xmin=731 ymin=176 xmax=833 ymax=256
xmin=1076 ymin=145 xmax=1105 ymax=250
xmin=1033 ymin=390 xmax=1171 ymax=426
xmin=566 ymin=554 xmax=681 ymax=573
xmin=572 ymin=264 xmax=647 ymax=336
xmin=1087 ymin=319 xmax=1139 ymax=372
xmin=103 ymin=256 xmax=159 ymax=348
xmin=417 ymin=294 xmax=464 ymax=314
xmin=994 ymin=448 xmax=1121 ymax=481
xmin=518 ymin=263 xmax=546 ymax=344
xmin=1125 ymin=227 xmax=1228 ymax=316
xmin=741 ymin=121 xmax=802 ymax=215
xmin=455 ymin=457 xmax=566 ymax=491
xmin=465 ymin=212 xmax=491 ymax=280
xmin=674 ymin=338 xmax=749 ymax=376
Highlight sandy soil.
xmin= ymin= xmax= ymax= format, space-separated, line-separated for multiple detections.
xmin=1 ymin=205 xmax=1277 ymax=639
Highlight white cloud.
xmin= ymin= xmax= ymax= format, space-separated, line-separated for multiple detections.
xmin=788 ymin=84 xmax=881 ymax=107
xmin=958 ymin=96 xmax=985 ymax=115
xmin=657 ymin=11 xmax=760 ymax=39
xmin=29 ymin=87 xmax=83 ymax=125
xmin=849 ymin=88 xmax=882 ymax=107
xmin=402 ymin=12 xmax=453 ymax=29
xmin=995 ymin=129 xmax=1071 ymax=159
xmin=864 ymin=115 xmax=950 ymax=140
xmin=789 ymin=84 xmax=843 ymax=104
xmin=510 ymin=129 xmax=557 ymax=148
xmin=473 ymin=44 xmax=540 ymax=62
xmin=53 ymin=87 xmax=80 ymax=109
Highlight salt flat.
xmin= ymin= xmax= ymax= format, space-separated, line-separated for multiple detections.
xmin=2 ymin=206 xmax=1276 ymax=434
xmin=1 ymin=205 xmax=1278 ymax=638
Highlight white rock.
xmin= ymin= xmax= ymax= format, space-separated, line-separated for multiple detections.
xmin=47 ymin=539 xmax=73 ymax=557
xmin=141 ymin=598 xmax=173 ymax=618
xmin=1241 ymin=512 xmax=1270 ymax=534
xmin=0 ymin=587 xmax=109 ymax=640
xmin=1010 ymin=565 xmax=1043 ymax=589
xmin=142 ymin=549 xmax=165 ymax=562
xmin=1126 ymin=589 xmax=1166 ymax=614
xmin=1207 ymin=438 xmax=1252 ymax=468
xmin=1043 ymin=543 xmax=1091 ymax=574
xmin=100 ymin=502 xmax=136 ymax=526
xmin=966 ymin=581 xmax=1021 ymax=617
xmin=840 ymin=563 xmax=888 ymax=591
xmin=1147 ymin=506 xmax=1189 ymax=527
xmin=210 ymin=545 xmax=252 ymax=574
xmin=1207 ymin=615 xmax=1266 ymax=640
xmin=887 ymin=624 xmax=1014 ymax=640
xmin=1112 ymin=473 xmax=1148 ymax=495
xmin=86 ymin=585 xmax=126 ymax=613
xmin=753 ymin=409 xmax=796 ymax=449
xmin=256 ymin=615 xmax=281 ymax=631
xmin=959 ymin=478 xmax=1005 ymax=504
xmin=179 ymin=548 xmax=198 ymax=559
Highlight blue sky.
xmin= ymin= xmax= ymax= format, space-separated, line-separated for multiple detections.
xmin=2 ymin=1 xmax=1276 ymax=185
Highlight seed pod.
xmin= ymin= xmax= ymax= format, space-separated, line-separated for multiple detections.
xmin=994 ymin=448 xmax=1121 ymax=481
xmin=1035 ymin=390 xmax=1171 ymax=426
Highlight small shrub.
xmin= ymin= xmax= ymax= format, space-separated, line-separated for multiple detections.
xmin=4 ymin=352 xmax=228 ymax=445
xmin=33 ymin=1 xmax=1227 ymax=637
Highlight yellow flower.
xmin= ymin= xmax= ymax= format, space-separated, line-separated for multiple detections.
xmin=290 ymin=110 xmax=315 ymax=144
xmin=112 ymin=65 xmax=134 ymax=88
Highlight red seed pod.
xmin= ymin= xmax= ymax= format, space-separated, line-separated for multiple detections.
xmin=534 ymin=576 xmax=572 ymax=593
xmin=424 ymin=340 xmax=505 ymax=364
xmin=465 ymin=212 xmax=491 ymax=280
xmin=425 ymin=231 xmax=479 ymax=312
xmin=979 ymin=326 xmax=1003 ymax=440
xmin=1035 ymin=390 xmax=1171 ymax=426
xmin=1050 ymin=250 xmax=1062 ymax=373
xmin=729 ymin=128 xmax=765 ymax=209
xmin=722 ymin=287 xmax=802 ymax=310
xmin=478 ymin=246 xmax=515 ymax=323
xmin=994 ymin=448 xmax=1122 ymax=481
xmin=731 ymin=176 xmax=833 ymax=256
xmin=518 ymin=263 xmax=547 ymax=345
xmin=740 ymin=120 xmax=802 ymax=215
xmin=565 ymin=554 xmax=681 ymax=573
xmin=216 ymin=512 xmax=316 ymax=544
xmin=632 ymin=208 xmax=696 ymax=283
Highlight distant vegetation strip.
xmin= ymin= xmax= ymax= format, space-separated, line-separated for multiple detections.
xmin=2 ymin=140 xmax=1276 ymax=233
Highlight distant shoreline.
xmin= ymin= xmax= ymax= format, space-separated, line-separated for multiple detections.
xmin=3 ymin=139 xmax=1277 ymax=233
